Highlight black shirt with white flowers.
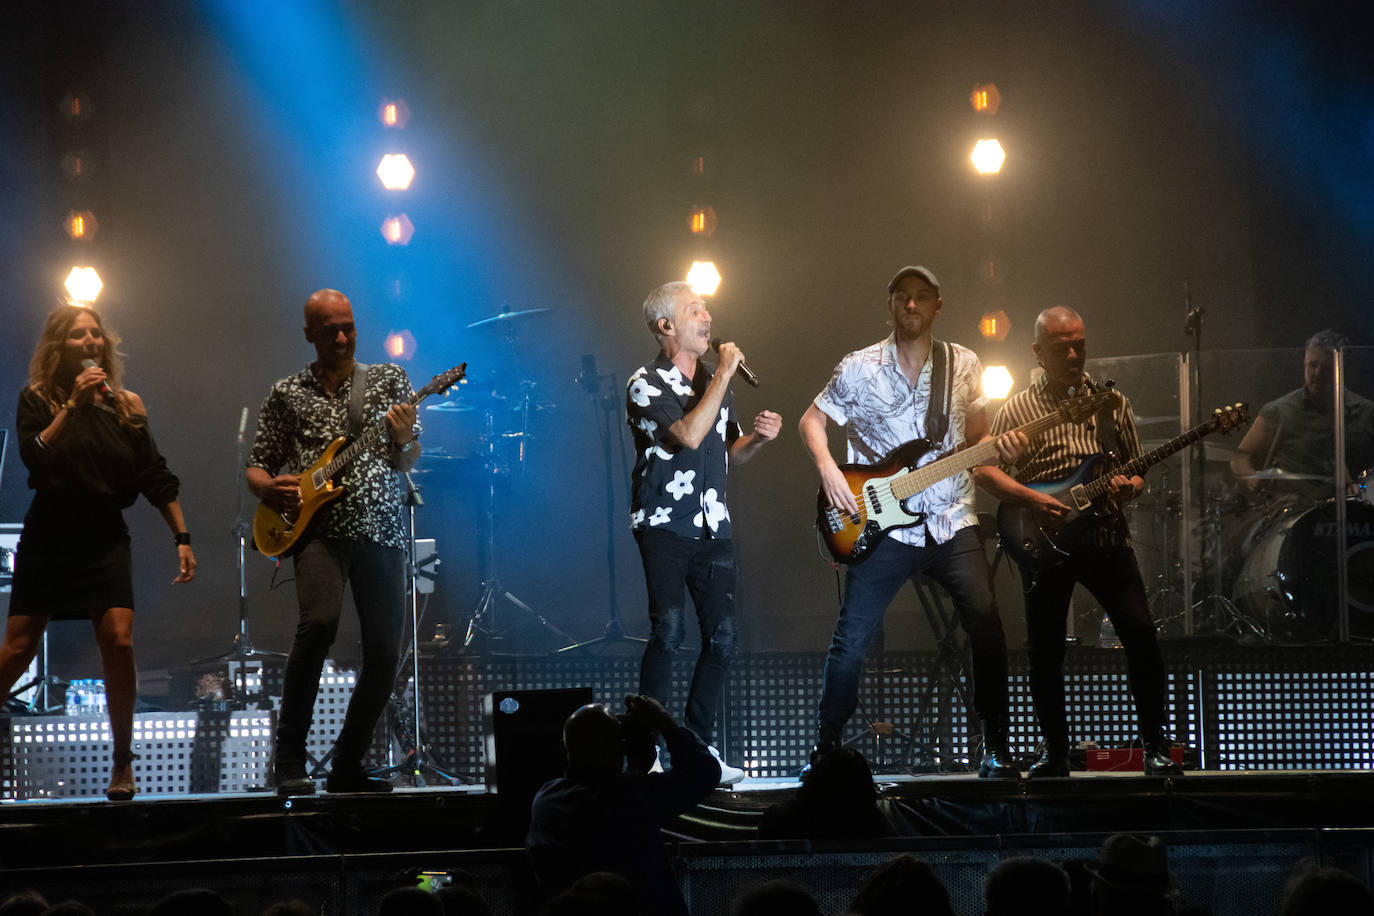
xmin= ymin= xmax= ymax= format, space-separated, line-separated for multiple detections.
xmin=248 ymin=362 xmax=419 ymax=549
xmin=626 ymin=354 xmax=740 ymax=540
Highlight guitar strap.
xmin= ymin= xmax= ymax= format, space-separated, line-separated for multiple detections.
xmin=347 ymin=362 xmax=371 ymax=438
xmin=924 ymin=339 xmax=953 ymax=444
xmin=1093 ymin=385 xmax=1121 ymax=462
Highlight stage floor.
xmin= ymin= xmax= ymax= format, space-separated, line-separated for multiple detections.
xmin=3 ymin=767 xmax=1373 ymax=863
xmin=3 ymin=769 xmax=1372 ymax=916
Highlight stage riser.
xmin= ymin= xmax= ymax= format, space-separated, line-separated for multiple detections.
xmin=0 ymin=833 xmax=1370 ymax=916
xmin=416 ymin=645 xmax=1374 ymax=781
xmin=4 ymin=646 xmax=1372 ymax=798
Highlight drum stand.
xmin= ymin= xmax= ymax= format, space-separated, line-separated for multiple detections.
xmin=1195 ymin=486 xmax=1268 ymax=641
xmin=463 ymin=403 xmax=576 ymax=652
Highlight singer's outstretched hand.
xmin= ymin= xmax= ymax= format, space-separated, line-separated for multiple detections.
xmin=752 ymin=410 xmax=782 ymax=442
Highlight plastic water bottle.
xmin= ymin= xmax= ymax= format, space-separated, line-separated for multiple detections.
xmin=65 ymin=679 xmax=107 ymax=716
xmin=65 ymin=679 xmax=87 ymax=716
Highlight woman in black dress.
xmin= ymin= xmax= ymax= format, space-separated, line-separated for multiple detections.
xmin=0 ymin=304 xmax=196 ymax=800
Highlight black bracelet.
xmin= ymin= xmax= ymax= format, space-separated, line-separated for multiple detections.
xmin=173 ymin=532 xmax=191 ymax=546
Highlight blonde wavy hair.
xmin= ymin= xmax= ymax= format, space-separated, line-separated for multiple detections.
xmin=29 ymin=304 xmax=133 ymax=424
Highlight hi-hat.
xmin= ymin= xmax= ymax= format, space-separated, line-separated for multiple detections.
xmin=426 ymin=390 xmax=507 ymax=413
xmin=466 ymin=307 xmax=552 ymax=330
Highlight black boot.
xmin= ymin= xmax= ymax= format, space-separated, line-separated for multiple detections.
xmin=1028 ymin=742 xmax=1070 ymax=778
xmin=273 ymin=756 xmax=316 ymax=797
xmin=978 ymin=717 xmax=1020 ymax=779
xmin=1143 ymin=728 xmax=1183 ymax=776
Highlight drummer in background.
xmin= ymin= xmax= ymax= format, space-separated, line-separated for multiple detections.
xmin=1230 ymin=330 xmax=1374 ymax=501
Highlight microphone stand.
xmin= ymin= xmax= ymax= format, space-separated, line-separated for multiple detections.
xmin=559 ymin=356 xmax=646 ymax=653
xmin=194 ymin=407 xmax=285 ymax=708
xmin=372 ymin=471 xmax=466 ymax=785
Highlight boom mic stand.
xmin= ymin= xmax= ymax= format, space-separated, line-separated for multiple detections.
xmin=194 ymin=407 xmax=286 ymax=707
xmin=559 ymin=354 xmax=646 ymax=654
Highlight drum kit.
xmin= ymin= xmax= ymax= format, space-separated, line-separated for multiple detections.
xmin=1132 ymin=419 xmax=1372 ymax=644
xmin=417 ymin=306 xmax=576 ymax=650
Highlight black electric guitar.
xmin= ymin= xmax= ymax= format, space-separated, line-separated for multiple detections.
xmin=817 ymin=390 xmax=1116 ymax=565
xmin=253 ymin=363 xmax=467 ymax=558
xmin=997 ymin=402 xmax=1248 ymax=571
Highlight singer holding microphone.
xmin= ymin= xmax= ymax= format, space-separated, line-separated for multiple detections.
xmin=0 ymin=304 xmax=196 ymax=801
xmin=626 ymin=280 xmax=781 ymax=785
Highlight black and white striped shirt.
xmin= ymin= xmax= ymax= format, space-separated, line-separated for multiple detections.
xmin=990 ymin=373 xmax=1143 ymax=546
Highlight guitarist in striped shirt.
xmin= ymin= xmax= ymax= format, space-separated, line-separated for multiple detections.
xmin=974 ymin=306 xmax=1182 ymax=778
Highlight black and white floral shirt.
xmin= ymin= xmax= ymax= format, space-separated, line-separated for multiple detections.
xmin=248 ymin=362 xmax=419 ymax=549
xmin=626 ymin=354 xmax=740 ymax=540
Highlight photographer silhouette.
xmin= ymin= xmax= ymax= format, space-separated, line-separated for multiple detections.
xmin=526 ymin=695 xmax=720 ymax=916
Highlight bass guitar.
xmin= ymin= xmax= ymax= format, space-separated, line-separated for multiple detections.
xmin=997 ymin=401 xmax=1248 ymax=571
xmin=253 ymin=363 xmax=467 ymax=558
xmin=817 ymin=390 xmax=1116 ymax=565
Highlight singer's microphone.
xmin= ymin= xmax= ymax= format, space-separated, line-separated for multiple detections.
xmin=80 ymin=358 xmax=115 ymax=402
xmin=710 ymin=337 xmax=761 ymax=388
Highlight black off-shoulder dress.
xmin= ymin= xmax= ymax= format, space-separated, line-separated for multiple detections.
xmin=9 ymin=387 xmax=180 ymax=619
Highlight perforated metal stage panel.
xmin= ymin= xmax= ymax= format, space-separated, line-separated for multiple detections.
xmin=5 ymin=646 xmax=1371 ymax=794
xmin=1205 ymin=648 xmax=1374 ymax=770
xmin=7 ymin=712 xmax=274 ymax=799
xmin=3 ymin=660 xmax=362 ymax=800
xmin=414 ymin=645 xmax=1365 ymax=781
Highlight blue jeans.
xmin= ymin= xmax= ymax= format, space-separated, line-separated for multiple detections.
xmin=634 ymin=529 xmax=739 ymax=746
xmin=276 ymin=537 xmax=406 ymax=770
xmin=816 ymin=527 xmax=1009 ymax=742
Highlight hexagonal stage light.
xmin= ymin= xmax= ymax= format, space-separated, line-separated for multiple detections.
xmin=376 ymin=153 xmax=415 ymax=190
xmin=64 ymin=266 xmax=103 ymax=304
xmin=971 ymin=139 xmax=1006 ymax=174
xmin=686 ymin=260 xmax=721 ymax=296
xmin=380 ymin=214 xmax=415 ymax=245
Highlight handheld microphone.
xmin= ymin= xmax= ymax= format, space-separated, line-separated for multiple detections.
xmin=80 ymin=358 xmax=115 ymax=402
xmin=710 ymin=337 xmax=761 ymax=388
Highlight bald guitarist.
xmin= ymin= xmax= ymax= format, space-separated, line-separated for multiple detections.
xmin=247 ymin=288 xmax=421 ymax=797
xmin=974 ymin=306 xmax=1183 ymax=778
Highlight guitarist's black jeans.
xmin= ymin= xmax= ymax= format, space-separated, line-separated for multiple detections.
xmin=1021 ymin=545 xmax=1169 ymax=751
xmin=816 ymin=528 xmax=1010 ymax=743
xmin=276 ymin=536 xmax=406 ymax=772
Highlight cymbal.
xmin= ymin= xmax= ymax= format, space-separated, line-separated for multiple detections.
xmin=1241 ymin=468 xmax=1334 ymax=481
xmin=426 ymin=391 xmax=507 ymax=413
xmin=466 ymin=307 xmax=552 ymax=330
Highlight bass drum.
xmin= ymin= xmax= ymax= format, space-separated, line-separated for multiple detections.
xmin=1233 ymin=499 xmax=1374 ymax=641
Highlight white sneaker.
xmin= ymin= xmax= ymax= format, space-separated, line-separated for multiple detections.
xmin=707 ymin=745 xmax=745 ymax=786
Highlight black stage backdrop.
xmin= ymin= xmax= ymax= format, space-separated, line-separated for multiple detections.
xmin=0 ymin=0 xmax=1371 ymax=684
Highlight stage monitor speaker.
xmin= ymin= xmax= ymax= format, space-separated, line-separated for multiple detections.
xmin=482 ymin=686 xmax=593 ymax=800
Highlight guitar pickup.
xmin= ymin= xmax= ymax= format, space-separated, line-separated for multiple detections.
xmin=864 ymin=485 xmax=883 ymax=515
xmin=1068 ymin=484 xmax=1092 ymax=510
